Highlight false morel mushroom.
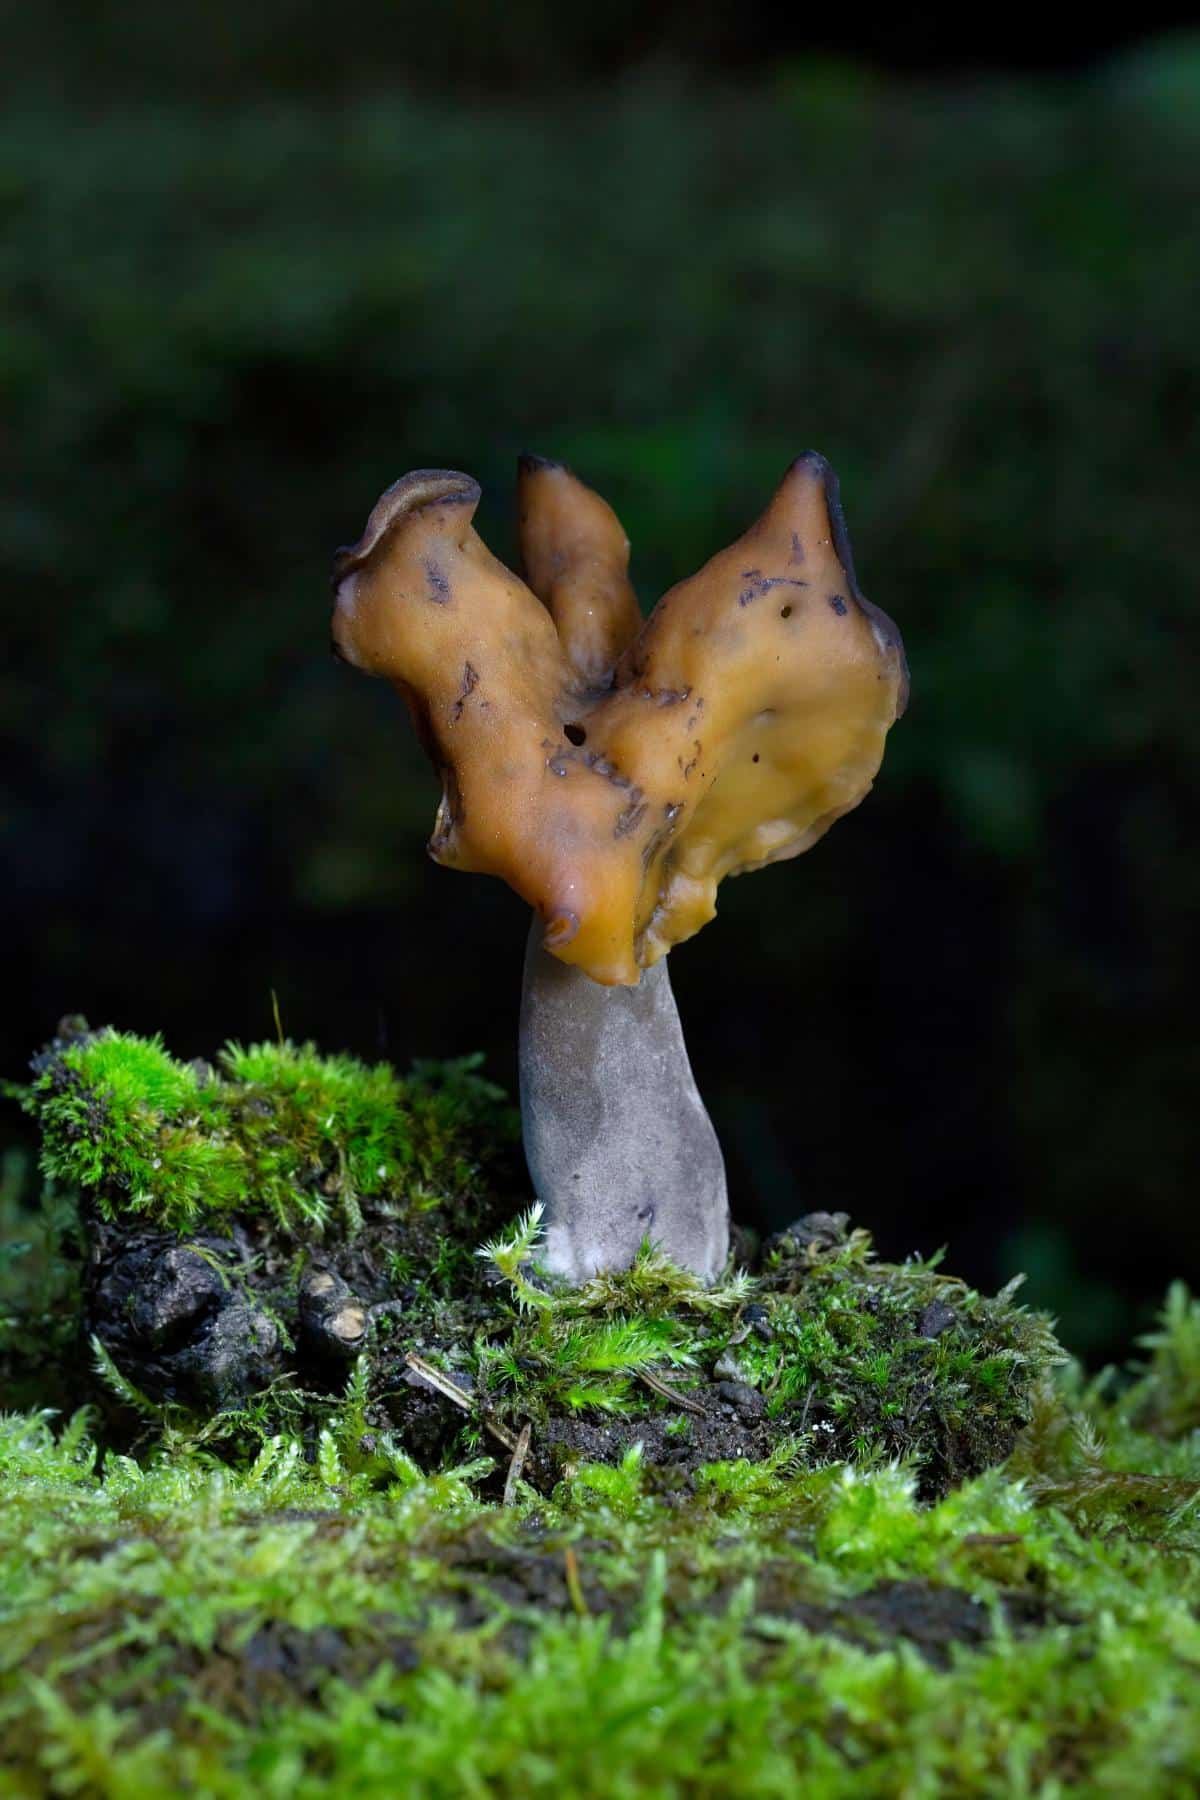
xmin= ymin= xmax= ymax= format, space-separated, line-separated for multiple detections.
xmin=331 ymin=454 xmax=908 ymax=1280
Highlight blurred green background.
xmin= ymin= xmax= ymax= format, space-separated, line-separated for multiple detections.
xmin=2 ymin=9 xmax=1198 ymax=1359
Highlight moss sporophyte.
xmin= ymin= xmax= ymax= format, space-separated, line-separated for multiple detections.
xmin=0 ymin=1022 xmax=1199 ymax=1793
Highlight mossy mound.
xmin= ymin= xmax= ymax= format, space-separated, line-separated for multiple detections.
xmin=468 ymin=1208 xmax=1058 ymax=1501
xmin=8 ymin=1018 xmax=519 ymax=1417
xmin=3 ymin=1021 xmax=1199 ymax=1792
xmin=27 ymin=1015 xmax=519 ymax=1235
xmin=7 ymin=1023 xmax=1059 ymax=1499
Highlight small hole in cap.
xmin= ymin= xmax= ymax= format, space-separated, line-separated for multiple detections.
xmin=564 ymin=723 xmax=587 ymax=746
xmin=780 ymin=605 xmax=793 ymax=619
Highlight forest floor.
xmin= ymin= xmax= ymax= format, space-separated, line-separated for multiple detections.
xmin=1 ymin=1024 xmax=1197 ymax=1796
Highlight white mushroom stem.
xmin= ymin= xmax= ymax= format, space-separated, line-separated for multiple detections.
xmin=518 ymin=918 xmax=729 ymax=1282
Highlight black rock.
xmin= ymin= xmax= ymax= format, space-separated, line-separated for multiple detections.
xmin=918 ymin=1299 xmax=958 ymax=1340
xmin=86 ymin=1230 xmax=286 ymax=1408
xmin=763 ymin=1212 xmax=851 ymax=1259
xmin=715 ymin=1379 xmax=766 ymax=1419
xmin=176 ymin=1300 xmax=280 ymax=1406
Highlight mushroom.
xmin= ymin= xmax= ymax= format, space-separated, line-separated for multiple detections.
xmin=331 ymin=454 xmax=907 ymax=1281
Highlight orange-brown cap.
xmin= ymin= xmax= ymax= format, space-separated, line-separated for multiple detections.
xmin=332 ymin=453 xmax=908 ymax=985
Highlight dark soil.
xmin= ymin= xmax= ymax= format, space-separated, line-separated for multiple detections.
xmin=529 ymin=1390 xmax=776 ymax=1488
xmin=80 ymin=1193 xmax=514 ymax=1430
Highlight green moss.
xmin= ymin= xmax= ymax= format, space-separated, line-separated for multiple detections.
xmin=1126 ymin=1280 xmax=1200 ymax=1440
xmin=0 ymin=1150 xmax=80 ymax=1413
xmin=0 ymin=1309 xmax=1197 ymax=1797
xmin=468 ymin=1212 xmax=1058 ymax=1495
xmin=21 ymin=1022 xmax=516 ymax=1233
xmin=2 ymin=1025 xmax=1198 ymax=1791
xmin=753 ymin=1222 xmax=1064 ymax=1491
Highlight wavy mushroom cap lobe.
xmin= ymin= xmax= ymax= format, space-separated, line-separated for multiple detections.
xmin=516 ymin=454 xmax=643 ymax=689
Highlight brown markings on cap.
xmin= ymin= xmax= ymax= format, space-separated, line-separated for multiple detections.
xmin=543 ymin=910 xmax=580 ymax=949
xmin=331 ymin=452 xmax=907 ymax=985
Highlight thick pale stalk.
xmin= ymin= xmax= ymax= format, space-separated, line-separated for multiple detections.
xmin=518 ymin=921 xmax=729 ymax=1281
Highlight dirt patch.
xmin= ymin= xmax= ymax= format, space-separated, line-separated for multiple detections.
xmin=530 ymin=1386 xmax=776 ymax=1489
xmin=822 ymin=1579 xmax=995 ymax=1667
xmin=741 ymin=1573 xmax=1054 ymax=1668
xmin=179 ymin=1615 xmax=422 ymax=1720
xmin=436 ymin=1525 xmax=636 ymax=1639
xmin=82 ymin=1193 xmax=516 ymax=1419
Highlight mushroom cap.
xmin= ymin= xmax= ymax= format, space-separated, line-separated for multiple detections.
xmin=331 ymin=453 xmax=908 ymax=985
xmin=516 ymin=453 xmax=642 ymax=690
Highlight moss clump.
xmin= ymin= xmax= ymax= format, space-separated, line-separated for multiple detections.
xmin=755 ymin=1214 xmax=1062 ymax=1493
xmin=463 ymin=1208 xmax=1060 ymax=1498
xmin=1125 ymin=1279 xmax=1200 ymax=1440
xmin=23 ymin=1017 xmax=517 ymax=1234
xmin=5 ymin=1020 xmax=520 ymax=1418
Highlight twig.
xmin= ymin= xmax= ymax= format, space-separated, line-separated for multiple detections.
xmin=637 ymin=1367 xmax=707 ymax=1417
xmin=403 ymin=1350 xmax=519 ymax=1451
xmin=482 ymin=1417 xmax=520 ymax=1452
xmin=503 ymin=1422 xmax=533 ymax=1506
xmin=564 ymin=1546 xmax=588 ymax=1616
xmin=403 ymin=1351 xmax=473 ymax=1410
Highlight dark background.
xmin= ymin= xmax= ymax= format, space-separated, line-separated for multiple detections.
xmin=3 ymin=5 xmax=1198 ymax=1359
